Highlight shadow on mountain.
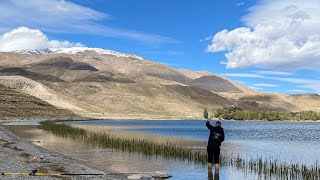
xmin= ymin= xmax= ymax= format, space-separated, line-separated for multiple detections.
xmin=73 ymin=73 xmax=135 ymax=83
xmin=189 ymin=76 xmax=243 ymax=93
xmin=140 ymin=64 xmax=193 ymax=84
xmin=30 ymin=57 xmax=99 ymax=71
xmin=165 ymin=85 xmax=234 ymax=106
xmin=0 ymin=68 xmax=65 ymax=82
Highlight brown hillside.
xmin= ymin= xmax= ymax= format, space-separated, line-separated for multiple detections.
xmin=178 ymin=69 xmax=213 ymax=79
xmin=0 ymin=84 xmax=75 ymax=119
xmin=40 ymin=81 xmax=234 ymax=119
xmin=189 ymin=76 xmax=243 ymax=93
xmin=284 ymin=94 xmax=320 ymax=111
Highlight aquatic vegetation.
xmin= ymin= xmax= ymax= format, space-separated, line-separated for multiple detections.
xmin=215 ymin=107 xmax=320 ymax=121
xmin=40 ymin=121 xmax=207 ymax=164
xmin=40 ymin=121 xmax=320 ymax=180
xmin=204 ymin=108 xmax=208 ymax=119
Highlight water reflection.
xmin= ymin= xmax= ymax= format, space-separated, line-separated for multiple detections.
xmin=3 ymin=125 xmax=168 ymax=173
xmin=70 ymin=124 xmax=207 ymax=148
xmin=214 ymin=173 xmax=220 ymax=180
xmin=208 ymin=173 xmax=220 ymax=180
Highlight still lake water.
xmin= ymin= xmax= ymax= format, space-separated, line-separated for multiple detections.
xmin=4 ymin=120 xmax=320 ymax=180
xmin=66 ymin=120 xmax=320 ymax=164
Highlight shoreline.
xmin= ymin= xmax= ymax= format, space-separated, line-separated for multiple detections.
xmin=52 ymin=117 xmax=320 ymax=122
xmin=0 ymin=124 xmax=126 ymax=180
xmin=1 ymin=113 xmax=320 ymax=123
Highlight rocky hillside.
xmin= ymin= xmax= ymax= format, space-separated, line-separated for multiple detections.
xmin=0 ymin=84 xmax=76 ymax=120
xmin=0 ymin=48 xmax=318 ymax=119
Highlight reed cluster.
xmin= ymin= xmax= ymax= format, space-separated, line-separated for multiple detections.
xmin=40 ymin=121 xmax=320 ymax=179
xmin=215 ymin=107 xmax=320 ymax=121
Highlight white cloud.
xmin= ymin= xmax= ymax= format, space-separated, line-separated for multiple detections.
xmin=252 ymin=83 xmax=279 ymax=87
xmin=288 ymin=89 xmax=309 ymax=93
xmin=0 ymin=0 xmax=175 ymax=43
xmin=297 ymin=85 xmax=312 ymax=89
xmin=221 ymin=73 xmax=265 ymax=78
xmin=272 ymin=77 xmax=320 ymax=93
xmin=200 ymin=36 xmax=213 ymax=42
xmin=0 ymin=27 xmax=83 ymax=51
xmin=208 ymin=0 xmax=320 ymax=70
xmin=222 ymin=72 xmax=320 ymax=93
xmin=254 ymin=70 xmax=293 ymax=76
xmin=236 ymin=2 xmax=245 ymax=6
xmin=248 ymin=86 xmax=262 ymax=90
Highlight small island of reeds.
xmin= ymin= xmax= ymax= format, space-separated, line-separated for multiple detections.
xmin=213 ymin=107 xmax=320 ymax=121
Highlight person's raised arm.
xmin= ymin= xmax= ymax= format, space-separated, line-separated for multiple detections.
xmin=206 ymin=115 xmax=214 ymax=130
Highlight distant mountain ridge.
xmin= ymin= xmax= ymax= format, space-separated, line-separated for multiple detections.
xmin=0 ymin=48 xmax=318 ymax=119
xmin=15 ymin=47 xmax=144 ymax=60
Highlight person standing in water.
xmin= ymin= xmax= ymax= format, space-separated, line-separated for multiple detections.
xmin=206 ymin=115 xmax=225 ymax=174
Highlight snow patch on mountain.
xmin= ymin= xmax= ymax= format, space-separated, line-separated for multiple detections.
xmin=15 ymin=47 xmax=144 ymax=60
xmin=15 ymin=48 xmax=53 ymax=55
xmin=52 ymin=47 xmax=144 ymax=60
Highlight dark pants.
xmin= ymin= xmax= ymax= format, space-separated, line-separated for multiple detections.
xmin=207 ymin=146 xmax=220 ymax=164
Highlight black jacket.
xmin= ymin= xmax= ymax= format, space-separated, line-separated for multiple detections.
xmin=206 ymin=121 xmax=225 ymax=147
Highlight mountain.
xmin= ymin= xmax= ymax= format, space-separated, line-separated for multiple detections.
xmin=189 ymin=76 xmax=243 ymax=93
xmin=0 ymin=83 xmax=75 ymax=120
xmin=179 ymin=69 xmax=255 ymax=93
xmin=0 ymin=48 xmax=317 ymax=119
xmin=178 ymin=69 xmax=213 ymax=79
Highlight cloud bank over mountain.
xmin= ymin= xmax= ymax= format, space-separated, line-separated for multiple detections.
xmin=0 ymin=27 xmax=83 ymax=52
xmin=208 ymin=0 xmax=320 ymax=70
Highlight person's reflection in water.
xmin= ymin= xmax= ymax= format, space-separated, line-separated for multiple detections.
xmin=208 ymin=172 xmax=220 ymax=180
xmin=214 ymin=173 xmax=219 ymax=180
xmin=208 ymin=172 xmax=213 ymax=180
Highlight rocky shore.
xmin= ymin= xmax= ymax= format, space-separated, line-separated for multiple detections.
xmin=0 ymin=124 xmax=126 ymax=180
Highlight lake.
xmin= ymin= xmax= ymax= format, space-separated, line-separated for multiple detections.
xmin=4 ymin=120 xmax=320 ymax=180
xmin=65 ymin=120 xmax=320 ymax=165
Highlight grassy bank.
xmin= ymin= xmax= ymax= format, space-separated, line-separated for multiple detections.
xmin=40 ymin=120 xmax=320 ymax=179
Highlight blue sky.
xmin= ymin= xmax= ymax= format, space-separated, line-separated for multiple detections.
xmin=0 ymin=0 xmax=320 ymax=94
